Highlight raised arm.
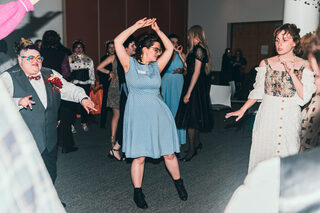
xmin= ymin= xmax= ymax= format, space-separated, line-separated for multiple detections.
xmin=151 ymin=21 xmax=174 ymax=72
xmin=176 ymin=45 xmax=187 ymax=69
xmin=114 ymin=18 xmax=153 ymax=73
xmin=0 ymin=0 xmax=38 ymax=39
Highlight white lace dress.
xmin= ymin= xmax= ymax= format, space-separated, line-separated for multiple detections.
xmin=247 ymin=60 xmax=315 ymax=172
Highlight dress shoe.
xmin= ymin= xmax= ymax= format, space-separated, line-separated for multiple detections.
xmin=181 ymin=151 xmax=197 ymax=162
xmin=174 ymin=179 xmax=188 ymax=201
xmin=62 ymin=146 xmax=79 ymax=153
xmin=134 ymin=188 xmax=148 ymax=209
xmin=195 ymin=143 xmax=203 ymax=151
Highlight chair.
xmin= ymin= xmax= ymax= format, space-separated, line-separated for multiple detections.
xmin=209 ymin=85 xmax=232 ymax=110
xmin=209 ymin=85 xmax=232 ymax=129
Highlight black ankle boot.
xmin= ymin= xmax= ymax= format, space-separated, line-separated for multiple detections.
xmin=174 ymin=179 xmax=188 ymax=201
xmin=133 ymin=188 xmax=148 ymax=209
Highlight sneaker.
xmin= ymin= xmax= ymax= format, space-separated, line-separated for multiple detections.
xmin=82 ymin=123 xmax=89 ymax=132
xmin=71 ymin=125 xmax=77 ymax=134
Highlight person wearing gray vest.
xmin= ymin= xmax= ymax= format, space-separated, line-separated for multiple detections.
xmin=0 ymin=39 xmax=96 ymax=184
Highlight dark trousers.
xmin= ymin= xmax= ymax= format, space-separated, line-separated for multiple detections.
xmin=75 ymin=84 xmax=91 ymax=123
xmin=116 ymin=90 xmax=127 ymax=146
xmin=58 ymin=100 xmax=76 ymax=150
xmin=100 ymin=81 xmax=110 ymax=127
xmin=41 ymin=146 xmax=58 ymax=183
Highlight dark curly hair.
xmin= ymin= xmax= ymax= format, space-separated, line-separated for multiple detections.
xmin=41 ymin=30 xmax=61 ymax=50
xmin=135 ymin=34 xmax=160 ymax=62
xmin=72 ymin=40 xmax=86 ymax=52
xmin=15 ymin=38 xmax=39 ymax=55
xmin=273 ymin=23 xmax=302 ymax=56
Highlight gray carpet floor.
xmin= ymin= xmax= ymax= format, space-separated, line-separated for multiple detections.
xmin=55 ymin=111 xmax=252 ymax=213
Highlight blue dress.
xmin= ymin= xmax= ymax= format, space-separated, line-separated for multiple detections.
xmin=122 ymin=57 xmax=180 ymax=158
xmin=161 ymin=53 xmax=186 ymax=144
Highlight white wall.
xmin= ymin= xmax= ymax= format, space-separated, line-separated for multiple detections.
xmin=3 ymin=0 xmax=63 ymax=57
xmin=188 ymin=0 xmax=284 ymax=70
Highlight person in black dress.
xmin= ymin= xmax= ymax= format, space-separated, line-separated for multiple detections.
xmin=232 ymin=49 xmax=247 ymax=93
xmin=220 ymin=48 xmax=233 ymax=85
xmin=98 ymin=40 xmax=114 ymax=128
xmin=175 ymin=25 xmax=212 ymax=161
xmin=40 ymin=30 xmax=78 ymax=153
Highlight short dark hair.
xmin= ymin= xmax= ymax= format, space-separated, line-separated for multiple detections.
xmin=124 ymin=35 xmax=135 ymax=48
xmin=135 ymin=34 xmax=160 ymax=62
xmin=72 ymin=40 xmax=86 ymax=52
xmin=168 ymin=33 xmax=179 ymax=40
xmin=273 ymin=23 xmax=301 ymax=56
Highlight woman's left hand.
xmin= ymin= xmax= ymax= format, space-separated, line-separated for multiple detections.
xmin=282 ymin=61 xmax=295 ymax=76
xmin=183 ymin=93 xmax=191 ymax=103
xmin=151 ymin=19 xmax=160 ymax=32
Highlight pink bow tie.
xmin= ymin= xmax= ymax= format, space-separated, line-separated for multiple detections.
xmin=28 ymin=75 xmax=41 ymax=81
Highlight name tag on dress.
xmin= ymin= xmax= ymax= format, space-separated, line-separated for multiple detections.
xmin=137 ymin=70 xmax=147 ymax=75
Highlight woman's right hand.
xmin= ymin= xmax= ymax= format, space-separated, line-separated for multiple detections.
xmin=225 ymin=109 xmax=245 ymax=122
xmin=134 ymin=18 xmax=153 ymax=29
xmin=109 ymin=72 xmax=115 ymax=81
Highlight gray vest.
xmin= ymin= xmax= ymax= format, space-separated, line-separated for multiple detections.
xmin=280 ymin=147 xmax=320 ymax=213
xmin=9 ymin=67 xmax=61 ymax=153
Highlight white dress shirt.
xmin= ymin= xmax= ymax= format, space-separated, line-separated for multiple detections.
xmin=69 ymin=54 xmax=95 ymax=85
xmin=0 ymin=69 xmax=88 ymax=109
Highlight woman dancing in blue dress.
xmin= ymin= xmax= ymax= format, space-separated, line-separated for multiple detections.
xmin=114 ymin=18 xmax=188 ymax=209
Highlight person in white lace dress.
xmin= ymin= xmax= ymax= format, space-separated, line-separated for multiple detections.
xmin=226 ymin=23 xmax=315 ymax=173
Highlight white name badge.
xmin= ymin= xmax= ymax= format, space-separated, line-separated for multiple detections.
xmin=137 ymin=70 xmax=146 ymax=74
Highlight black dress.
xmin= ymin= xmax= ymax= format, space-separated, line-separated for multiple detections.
xmin=175 ymin=44 xmax=212 ymax=131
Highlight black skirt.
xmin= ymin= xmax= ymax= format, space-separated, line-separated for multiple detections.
xmin=175 ymin=74 xmax=212 ymax=131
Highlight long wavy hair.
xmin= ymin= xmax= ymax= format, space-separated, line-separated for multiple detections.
xmin=187 ymin=25 xmax=211 ymax=75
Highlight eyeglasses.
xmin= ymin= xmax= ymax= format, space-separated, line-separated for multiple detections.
xmin=21 ymin=55 xmax=44 ymax=63
xmin=151 ymin=46 xmax=162 ymax=54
